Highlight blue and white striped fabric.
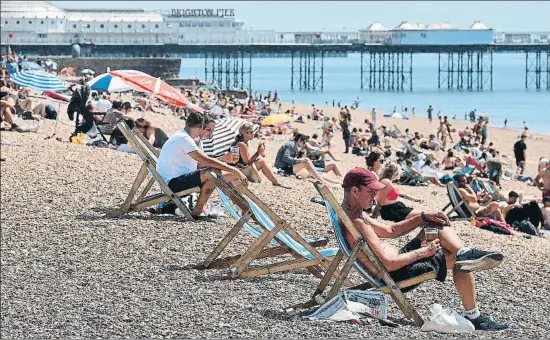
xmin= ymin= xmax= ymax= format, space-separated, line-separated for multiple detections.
xmin=10 ymin=70 xmax=68 ymax=92
xmin=20 ymin=61 xmax=43 ymax=71
xmin=87 ymin=73 xmax=133 ymax=93
xmin=244 ymin=196 xmax=338 ymax=260
xmin=216 ymin=188 xmax=277 ymax=244
xmin=322 ymin=196 xmax=383 ymax=287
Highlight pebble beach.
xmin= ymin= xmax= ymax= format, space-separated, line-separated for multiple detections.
xmin=1 ymin=100 xmax=550 ymax=338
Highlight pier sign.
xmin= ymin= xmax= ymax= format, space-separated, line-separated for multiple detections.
xmin=167 ymin=9 xmax=235 ymax=17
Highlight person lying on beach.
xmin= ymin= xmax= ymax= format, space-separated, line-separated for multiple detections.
xmin=154 ymin=112 xmax=247 ymax=220
xmin=372 ymin=162 xmax=424 ymax=222
xmin=341 ymin=168 xmax=507 ymax=331
xmin=230 ymin=123 xmax=290 ymax=188
xmin=274 ymin=133 xmax=341 ymax=185
xmin=454 ymin=174 xmax=505 ymax=222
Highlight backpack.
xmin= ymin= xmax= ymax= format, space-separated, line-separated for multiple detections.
xmin=513 ymin=220 xmax=537 ymax=236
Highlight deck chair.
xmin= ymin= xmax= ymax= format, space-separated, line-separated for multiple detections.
xmin=200 ymin=170 xmax=348 ymax=281
xmin=399 ymin=161 xmax=428 ymax=186
xmin=441 ymin=181 xmax=477 ymax=218
xmin=288 ymin=182 xmax=435 ymax=326
xmin=480 ymin=180 xmax=507 ymax=202
xmin=106 ymin=121 xmax=199 ymax=221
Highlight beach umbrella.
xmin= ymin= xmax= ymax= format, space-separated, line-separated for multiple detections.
xmin=383 ymin=112 xmax=409 ymax=120
xmin=10 ymin=70 xmax=68 ymax=92
xmin=261 ymin=113 xmax=292 ymax=126
xmin=81 ymin=69 xmax=95 ymax=76
xmin=20 ymin=61 xmax=43 ymax=70
xmin=110 ymin=69 xmax=194 ymax=108
xmin=202 ymin=117 xmax=260 ymax=157
xmin=87 ymin=73 xmax=135 ymax=93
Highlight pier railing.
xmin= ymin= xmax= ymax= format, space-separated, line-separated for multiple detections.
xmin=2 ymin=31 xmax=549 ymax=46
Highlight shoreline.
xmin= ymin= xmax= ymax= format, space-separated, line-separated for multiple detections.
xmin=280 ymin=101 xmax=550 ymax=138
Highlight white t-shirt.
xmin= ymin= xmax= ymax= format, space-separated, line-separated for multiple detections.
xmin=412 ymin=160 xmax=425 ymax=172
xmin=156 ymin=129 xmax=199 ymax=183
xmin=96 ymin=99 xmax=113 ymax=113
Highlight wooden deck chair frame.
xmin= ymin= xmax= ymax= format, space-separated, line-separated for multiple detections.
xmin=288 ymin=182 xmax=434 ymax=326
xmin=106 ymin=121 xmax=199 ymax=221
xmin=200 ymin=171 xmax=350 ymax=282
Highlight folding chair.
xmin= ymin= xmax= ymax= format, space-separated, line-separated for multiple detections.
xmin=399 ymin=161 xmax=427 ymax=186
xmin=288 ymin=182 xmax=435 ymax=326
xmin=106 ymin=121 xmax=199 ymax=221
xmin=441 ymin=181 xmax=477 ymax=219
xmin=200 ymin=171 xmax=349 ymax=281
xmin=480 ymin=180 xmax=507 ymax=202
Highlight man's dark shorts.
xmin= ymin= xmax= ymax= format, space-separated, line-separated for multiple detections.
xmin=388 ymin=238 xmax=447 ymax=292
xmin=167 ymin=170 xmax=202 ymax=193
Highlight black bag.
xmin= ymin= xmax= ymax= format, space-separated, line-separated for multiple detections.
xmin=44 ymin=105 xmax=57 ymax=120
xmin=513 ymin=220 xmax=537 ymax=236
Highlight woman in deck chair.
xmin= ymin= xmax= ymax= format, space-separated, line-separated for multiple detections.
xmin=340 ymin=168 xmax=507 ymax=331
xmin=155 ymin=112 xmax=248 ymax=220
xmin=373 ymin=161 xmax=424 ymax=222
xmin=454 ymin=174 xmax=505 ymax=222
xmin=230 ymin=123 xmax=291 ymax=188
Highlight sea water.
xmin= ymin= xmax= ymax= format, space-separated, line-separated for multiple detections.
xmin=179 ymin=53 xmax=550 ymax=133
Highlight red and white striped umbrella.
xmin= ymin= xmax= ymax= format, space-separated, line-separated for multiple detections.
xmin=109 ymin=70 xmax=203 ymax=112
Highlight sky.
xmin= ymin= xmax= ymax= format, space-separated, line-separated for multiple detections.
xmin=50 ymin=1 xmax=549 ymax=32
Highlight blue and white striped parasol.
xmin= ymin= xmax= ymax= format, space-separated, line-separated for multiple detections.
xmin=20 ymin=61 xmax=44 ymax=71
xmin=202 ymin=117 xmax=260 ymax=157
xmin=87 ymin=73 xmax=134 ymax=93
xmin=10 ymin=70 xmax=68 ymax=92
xmin=383 ymin=112 xmax=409 ymax=120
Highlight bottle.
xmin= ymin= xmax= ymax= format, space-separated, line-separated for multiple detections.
xmin=470 ymin=216 xmax=476 ymax=227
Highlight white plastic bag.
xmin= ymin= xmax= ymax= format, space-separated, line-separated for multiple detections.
xmin=421 ymin=304 xmax=474 ymax=334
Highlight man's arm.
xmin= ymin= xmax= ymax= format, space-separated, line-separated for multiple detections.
xmin=188 ymin=150 xmax=240 ymax=174
xmin=281 ymin=144 xmax=298 ymax=165
xmin=458 ymin=187 xmax=478 ymax=203
xmin=363 ymin=213 xmax=423 ymax=238
xmin=352 ymin=218 xmax=437 ymax=272
xmin=533 ymin=170 xmax=544 ymax=190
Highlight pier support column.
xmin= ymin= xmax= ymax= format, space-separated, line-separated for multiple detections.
xmin=526 ymin=50 xmax=550 ymax=90
xmin=438 ymin=50 xmax=492 ymax=91
xmin=204 ymin=52 xmax=252 ymax=91
xmin=290 ymin=50 xmax=324 ymax=91
xmin=361 ymin=52 xmax=413 ymax=91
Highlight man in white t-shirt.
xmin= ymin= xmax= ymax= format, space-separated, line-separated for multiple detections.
xmin=156 ymin=112 xmax=247 ymax=219
xmin=96 ymin=95 xmax=113 ymax=113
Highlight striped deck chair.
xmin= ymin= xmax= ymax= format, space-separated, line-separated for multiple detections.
xmin=200 ymin=170 xmax=347 ymax=281
xmin=399 ymin=161 xmax=427 ymax=186
xmin=288 ymin=182 xmax=435 ymax=326
xmin=105 ymin=121 xmax=199 ymax=221
xmin=480 ymin=180 xmax=507 ymax=202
